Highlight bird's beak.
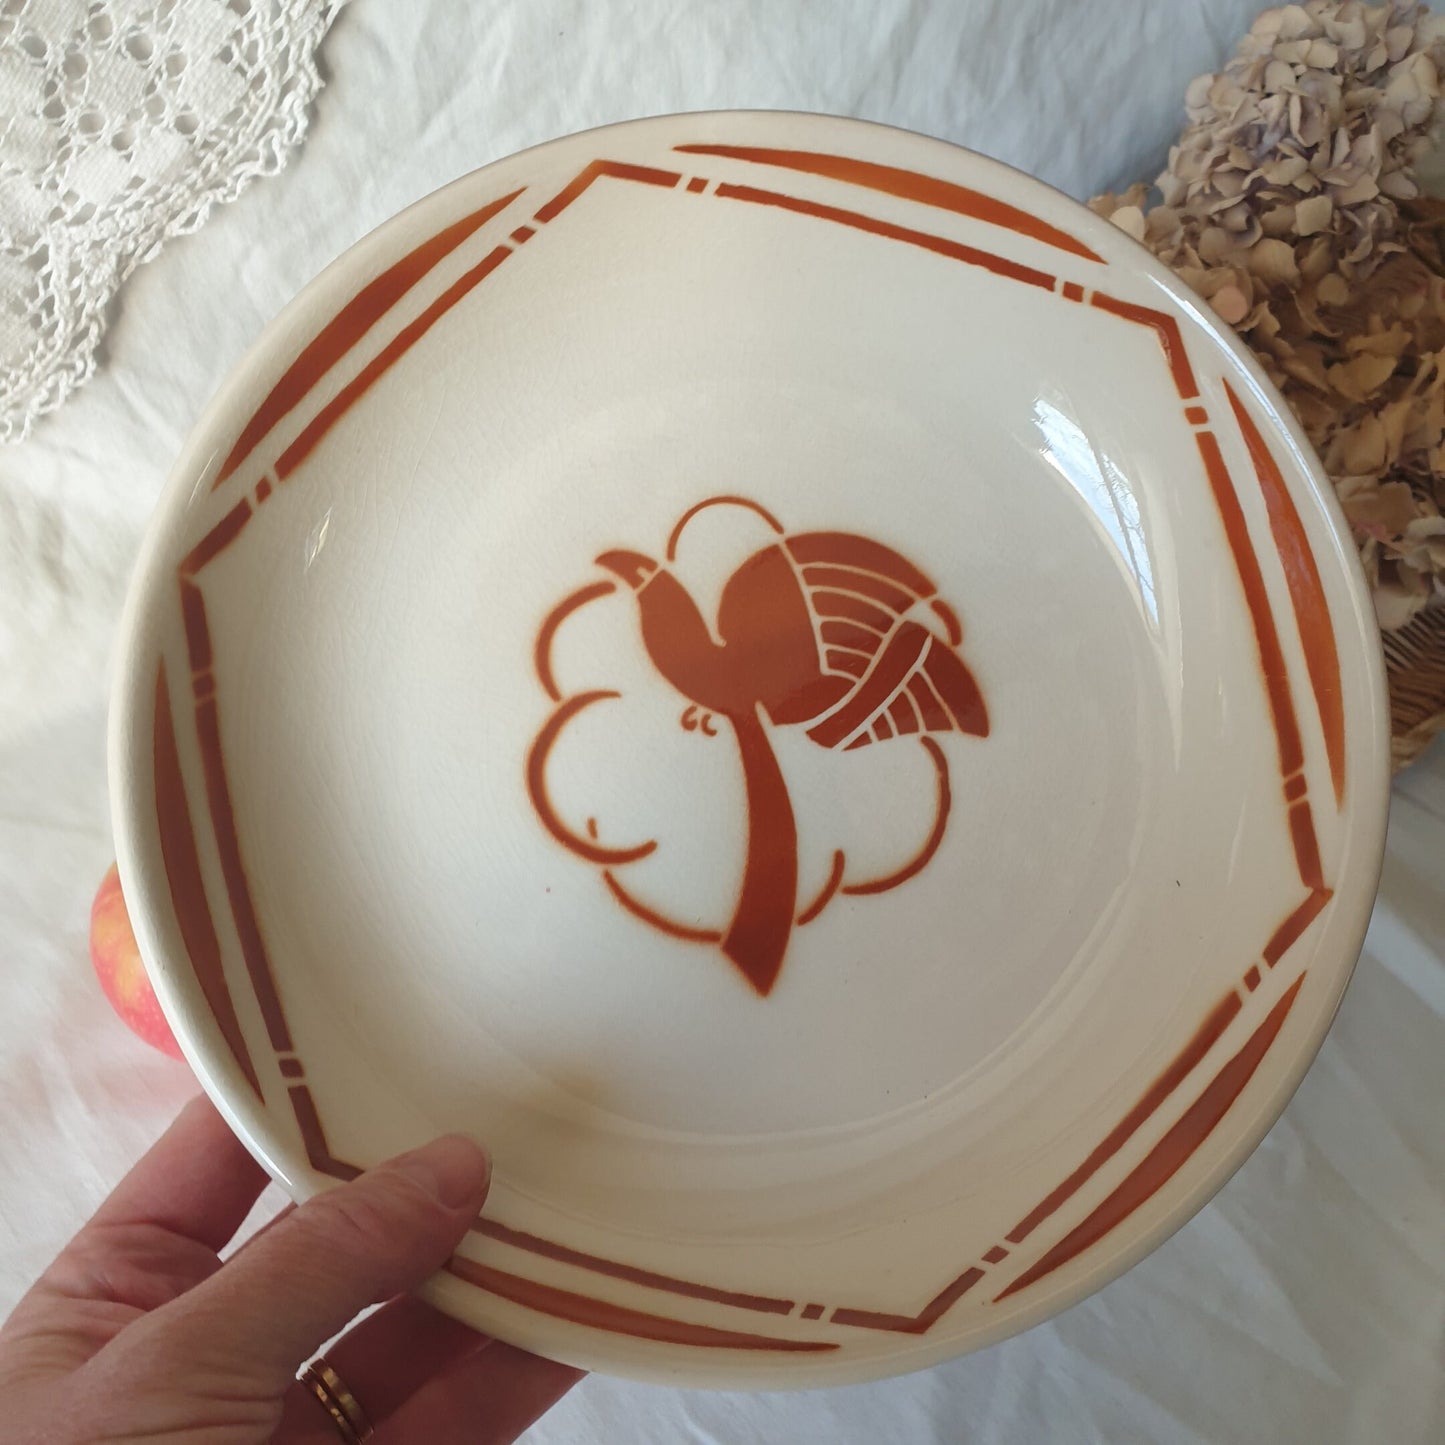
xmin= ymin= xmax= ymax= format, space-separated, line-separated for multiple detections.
xmin=595 ymin=549 xmax=659 ymax=590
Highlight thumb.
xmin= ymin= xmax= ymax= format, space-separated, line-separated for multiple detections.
xmin=136 ymin=1134 xmax=490 ymax=1396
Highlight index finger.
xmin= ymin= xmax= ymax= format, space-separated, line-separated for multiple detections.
xmin=87 ymin=1094 xmax=269 ymax=1252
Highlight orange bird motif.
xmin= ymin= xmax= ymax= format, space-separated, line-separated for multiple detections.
xmin=528 ymin=501 xmax=989 ymax=997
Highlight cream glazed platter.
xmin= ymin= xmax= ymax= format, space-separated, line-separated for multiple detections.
xmin=109 ymin=112 xmax=1389 ymax=1388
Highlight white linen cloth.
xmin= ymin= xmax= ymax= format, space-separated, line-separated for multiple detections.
xmin=0 ymin=0 xmax=344 ymax=443
xmin=1 ymin=3 xmax=1441 ymax=1440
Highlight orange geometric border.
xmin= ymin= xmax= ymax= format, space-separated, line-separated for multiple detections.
xmin=673 ymin=143 xmax=1107 ymax=263
xmin=1226 ymin=384 xmax=1347 ymax=805
xmin=152 ymin=147 xmax=1341 ymax=1351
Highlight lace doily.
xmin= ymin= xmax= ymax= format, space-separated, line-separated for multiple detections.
xmin=0 ymin=0 xmax=344 ymax=444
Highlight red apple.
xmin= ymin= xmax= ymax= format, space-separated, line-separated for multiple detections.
xmin=90 ymin=863 xmax=185 ymax=1061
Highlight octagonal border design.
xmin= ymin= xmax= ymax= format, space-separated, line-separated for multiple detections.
xmin=147 ymin=147 xmax=1347 ymax=1354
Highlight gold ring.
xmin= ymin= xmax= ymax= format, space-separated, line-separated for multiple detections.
xmin=298 ymin=1357 xmax=374 ymax=1444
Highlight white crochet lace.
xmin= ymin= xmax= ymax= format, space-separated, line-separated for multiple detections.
xmin=0 ymin=0 xmax=343 ymax=443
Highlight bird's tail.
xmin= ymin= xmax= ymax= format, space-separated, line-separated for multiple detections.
xmin=721 ymin=706 xmax=798 ymax=996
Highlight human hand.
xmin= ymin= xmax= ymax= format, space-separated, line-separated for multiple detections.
xmin=0 ymin=1094 xmax=581 ymax=1443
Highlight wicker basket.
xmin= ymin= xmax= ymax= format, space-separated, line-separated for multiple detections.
xmin=1385 ymin=606 xmax=1445 ymax=768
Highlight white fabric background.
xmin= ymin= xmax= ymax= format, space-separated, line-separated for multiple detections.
xmin=2 ymin=3 xmax=1442 ymax=1441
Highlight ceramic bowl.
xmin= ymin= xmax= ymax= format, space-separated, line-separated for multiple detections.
xmin=110 ymin=112 xmax=1389 ymax=1388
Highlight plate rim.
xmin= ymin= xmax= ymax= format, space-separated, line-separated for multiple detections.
xmin=107 ymin=108 xmax=1392 ymax=1389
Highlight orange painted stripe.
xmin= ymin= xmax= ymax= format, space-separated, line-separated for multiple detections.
xmin=193 ymin=690 xmax=292 ymax=1054
xmin=527 ymin=692 xmax=657 ymax=867
xmin=842 ymin=737 xmax=949 ymax=895
xmin=715 ymin=183 xmax=1057 ymax=292
xmin=677 ymin=145 xmax=1103 ymax=262
xmin=1090 ymin=293 xmax=1200 ymax=400
xmin=534 ymin=581 xmax=616 ymax=702
xmin=832 ymin=1266 xmax=984 ymax=1333
xmin=181 ymin=499 xmax=252 ymax=577
xmin=288 ymin=1083 xmax=361 ymax=1180
xmin=534 ymin=159 xmax=682 ymax=223
xmin=471 ymin=1216 xmax=794 ymax=1315
xmin=444 ymin=1257 xmax=836 ymax=1352
xmin=180 ymin=581 xmax=211 ymax=673
xmin=1289 ymin=801 xmax=1325 ymax=891
xmin=797 ymin=849 xmax=846 ymax=926
xmin=285 ymin=1070 xmax=826 ymax=1333
xmin=276 ymin=244 xmax=515 ymax=481
xmin=214 ymin=189 xmax=524 ymax=488
xmin=1263 ymin=888 xmax=1332 ymax=967
xmin=930 ymin=598 xmax=963 ymax=646
xmin=1194 ymin=429 xmax=1305 ymax=782
xmin=1225 ymin=381 xmax=1346 ymax=806
xmin=153 ymin=664 xmax=261 ymax=1097
xmin=602 ymin=870 xmax=722 ymax=944
xmin=666 ymin=495 xmax=783 ymax=560
xmin=1005 ymin=988 xmax=1243 ymax=1244
xmin=996 ymin=975 xmax=1305 ymax=1301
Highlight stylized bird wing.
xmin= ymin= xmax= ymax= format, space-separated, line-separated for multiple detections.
xmin=779 ymin=532 xmax=989 ymax=750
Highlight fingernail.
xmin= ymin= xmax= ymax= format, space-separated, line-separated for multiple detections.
xmin=393 ymin=1135 xmax=491 ymax=1211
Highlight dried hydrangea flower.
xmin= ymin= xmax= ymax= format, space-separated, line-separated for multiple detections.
xmin=1092 ymin=0 xmax=1445 ymax=650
